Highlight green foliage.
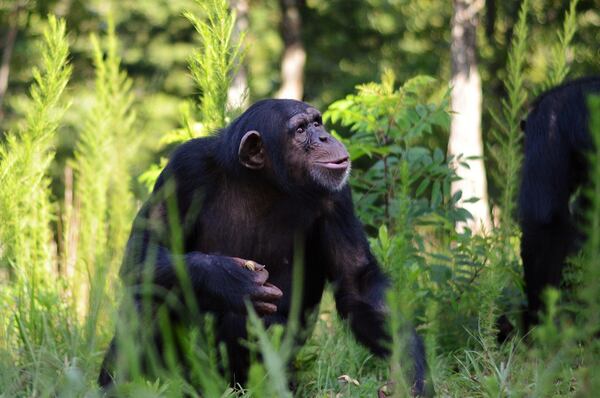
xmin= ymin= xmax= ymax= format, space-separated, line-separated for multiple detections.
xmin=462 ymin=0 xmax=529 ymax=356
xmin=576 ymin=95 xmax=600 ymax=348
xmin=325 ymin=72 xmax=459 ymax=231
xmin=72 ymin=15 xmax=138 ymax=350
xmin=488 ymin=0 xmax=529 ymax=235
xmin=139 ymin=0 xmax=244 ymax=191
xmin=0 ymin=15 xmax=70 ymax=275
xmin=485 ymin=1 xmax=530 ymax=333
xmin=0 ymin=16 xmax=71 ymax=357
xmin=0 ymin=15 xmax=74 ymax=394
xmin=1 ymin=1 xmax=600 ymax=397
xmin=138 ymin=103 xmax=198 ymax=192
xmin=324 ymin=72 xmax=506 ymax=393
xmin=301 ymin=0 xmax=452 ymax=107
xmin=578 ymin=95 xmax=600 ymax=393
xmin=185 ymin=0 xmax=244 ymax=133
xmin=246 ymin=314 xmax=292 ymax=397
xmin=324 ymin=75 xmax=496 ymax=358
xmin=545 ymin=0 xmax=580 ymax=88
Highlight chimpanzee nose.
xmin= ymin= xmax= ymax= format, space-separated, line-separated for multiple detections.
xmin=319 ymin=134 xmax=329 ymax=142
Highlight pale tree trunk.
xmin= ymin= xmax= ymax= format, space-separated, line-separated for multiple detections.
xmin=448 ymin=0 xmax=492 ymax=234
xmin=275 ymin=0 xmax=305 ymax=100
xmin=227 ymin=0 xmax=250 ymax=110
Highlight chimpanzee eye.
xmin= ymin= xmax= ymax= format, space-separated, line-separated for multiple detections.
xmin=296 ymin=127 xmax=305 ymax=134
xmin=313 ymin=121 xmax=320 ymax=127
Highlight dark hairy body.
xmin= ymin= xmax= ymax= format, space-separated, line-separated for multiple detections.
xmin=519 ymin=76 xmax=600 ymax=330
xmin=99 ymin=99 xmax=428 ymax=395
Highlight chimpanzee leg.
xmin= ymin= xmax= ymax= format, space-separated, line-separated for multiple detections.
xmin=521 ymin=220 xmax=575 ymax=330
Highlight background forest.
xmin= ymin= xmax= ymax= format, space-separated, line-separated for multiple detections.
xmin=1 ymin=0 xmax=600 ymax=396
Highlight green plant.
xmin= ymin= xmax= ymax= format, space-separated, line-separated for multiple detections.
xmin=577 ymin=94 xmax=600 ymax=393
xmin=325 ymin=71 xmax=459 ymax=232
xmin=71 ymin=15 xmax=138 ymax=351
xmin=139 ymin=0 xmax=245 ymax=192
xmin=545 ymin=0 xmax=580 ymax=88
xmin=485 ymin=0 xmax=531 ymax=336
xmin=0 ymin=15 xmax=70 ymax=277
xmin=325 ymin=71 xmax=486 ymax=395
xmin=185 ymin=0 xmax=245 ymax=133
xmin=0 ymin=15 xmax=71 ymax=351
xmin=0 ymin=16 xmax=99 ymax=398
xmin=488 ymin=0 xmax=529 ymax=238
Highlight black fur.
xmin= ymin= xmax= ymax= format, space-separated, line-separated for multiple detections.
xmin=99 ymin=99 xmax=429 ymax=395
xmin=519 ymin=76 xmax=600 ymax=330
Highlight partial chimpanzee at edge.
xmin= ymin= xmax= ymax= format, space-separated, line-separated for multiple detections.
xmin=519 ymin=76 xmax=600 ymax=330
xmin=98 ymin=99 xmax=429 ymax=395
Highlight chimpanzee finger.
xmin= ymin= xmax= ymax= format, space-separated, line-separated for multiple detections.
xmin=231 ymin=257 xmax=266 ymax=271
xmin=253 ymin=301 xmax=278 ymax=316
xmin=252 ymin=282 xmax=283 ymax=302
xmin=252 ymin=268 xmax=270 ymax=285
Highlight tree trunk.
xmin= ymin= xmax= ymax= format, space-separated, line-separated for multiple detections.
xmin=275 ymin=0 xmax=305 ymax=100
xmin=448 ymin=0 xmax=492 ymax=234
xmin=0 ymin=7 xmax=20 ymax=119
xmin=227 ymin=0 xmax=250 ymax=110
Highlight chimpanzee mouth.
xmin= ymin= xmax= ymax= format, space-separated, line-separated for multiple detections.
xmin=316 ymin=157 xmax=350 ymax=170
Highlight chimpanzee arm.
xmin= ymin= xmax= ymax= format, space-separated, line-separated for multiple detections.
xmin=119 ymin=138 xmax=281 ymax=315
xmin=319 ymin=187 xmax=428 ymax=396
xmin=321 ymin=216 xmax=389 ymax=356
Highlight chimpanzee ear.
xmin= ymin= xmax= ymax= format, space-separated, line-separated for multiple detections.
xmin=238 ymin=130 xmax=265 ymax=170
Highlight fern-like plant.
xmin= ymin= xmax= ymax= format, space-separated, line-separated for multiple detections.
xmin=0 ymin=15 xmax=71 ymax=275
xmin=0 ymin=14 xmax=71 ymax=348
xmin=71 ymin=15 xmax=137 ymax=348
xmin=185 ymin=0 xmax=244 ymax=133
xmin=139 ymin=0 xmax=245 ymax=191
xmin=488 ymin=0 xmax=529 ymax=238
xmin=545 ymin=0 xmax=580 ymax=88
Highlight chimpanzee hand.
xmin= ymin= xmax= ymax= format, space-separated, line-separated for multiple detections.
xmin=229 ymin=256 xmax=283 ymax=315
xmin=193 ymin=254 xmax=283 ymax=316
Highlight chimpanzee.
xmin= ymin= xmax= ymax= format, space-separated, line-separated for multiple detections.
xmin=519 ymin=76 xmax=600 ymax=330
xmin=99 ymin=99 xmax=429 ymax=395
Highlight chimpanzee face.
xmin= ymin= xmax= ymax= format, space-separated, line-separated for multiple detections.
xmin=237 ymin=103 xmax=351 ymax=193
xmin=285 ymin=107 xmax=350 ymax=192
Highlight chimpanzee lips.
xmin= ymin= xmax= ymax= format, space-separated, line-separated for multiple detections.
xmin=316 ymin=157 xmax=350 ymax=170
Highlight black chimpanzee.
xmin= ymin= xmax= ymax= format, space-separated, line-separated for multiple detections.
xmin=519 ymin=76 xmax=600 ymax=330
xmin=99 ymin=99 xmax=429 ymax=395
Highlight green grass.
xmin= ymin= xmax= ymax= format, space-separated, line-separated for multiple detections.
xmin=1 ymin=4 xmax=600 ymax=398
